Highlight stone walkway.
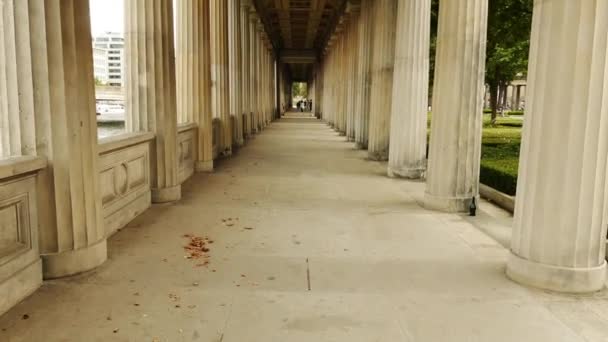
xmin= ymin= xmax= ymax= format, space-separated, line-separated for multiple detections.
xmin=2 ymin=113 xmax=608 ymax=341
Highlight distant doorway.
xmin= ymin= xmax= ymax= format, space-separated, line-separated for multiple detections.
xmin=292 ymin=82 xmax=310 ymax=112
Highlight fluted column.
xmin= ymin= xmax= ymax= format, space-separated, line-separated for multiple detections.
xmin=240 ymin=0 xmax=252 ymax=138
xmin=387 ymin=0 xmax=431 ymax=179
xmin=346 ymin=10 xmax=360 ymax=142
xmin=126 ymin=0 xmax=181 ymax=202
xmin=506 ymin=0 xmax=608 ymax=293
xmin=337 ymin=33 xmax=347 ymax=134
xmin=210 ymin=0 xmax=232 ymax=155
xmin=367 ymin=0 xmax=398 ymax=160
xmin=249 ymin=12 xmax=259 ymax=133
xmin=354 ymin=0 xmax=374 ymax=149
xmin=424 ymin=0 xmax=488 ymax=212
xmin=176 ymin=0 xmax=214 ymax=172
xmin=40 ymin=0 xmax=106 ymax=277
xmin=229 ymin=0 xmax=244 ymax=146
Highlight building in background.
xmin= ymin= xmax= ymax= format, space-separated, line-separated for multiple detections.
xmin=92 ymin=47 xmax=109 ymax=84
xmin=92 ymin=31 xmax=124 ymax=87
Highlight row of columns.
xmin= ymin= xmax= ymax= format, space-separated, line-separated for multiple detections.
xmin=0 ymin=0 xmax=277 ymax=279
xmin=318 ymin=0 xmax=608 ymax=293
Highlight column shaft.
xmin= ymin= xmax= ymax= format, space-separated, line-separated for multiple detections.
xmin=228 ymin=0 xmax=244 ymax=146
xmin=354 ymin=0 xmax=374 ymax=149
xmin=126 ymin=0 xmax=181 ymax=202
xmin=346 ymin=11 xmax=360 ymax=142
xmin=240 ymin=0 xmax=252 ymax=137
xmin=387 ymin=0 xmax=431 ymax=179
xmin=176 ymin=0 xmax=213 ymax=172
xmin=41 ymin=0 xmax=106 ymax=277
xmin=210 ymin=0 xmax=232 ymax=155
xmin=507 ymin=0 xmax=608 ymax=293
xmin=424 ymin=0 xmax=488 ymax=212
xmin=367 ymin=0 xmax=398 ymax=160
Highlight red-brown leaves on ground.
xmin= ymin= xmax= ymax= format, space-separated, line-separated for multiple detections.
xmin=183 ymin=234 xmax=212 ymax=266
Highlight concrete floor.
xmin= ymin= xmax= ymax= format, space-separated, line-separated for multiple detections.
xmin=2 ymin=113 xmax=608 ymax=341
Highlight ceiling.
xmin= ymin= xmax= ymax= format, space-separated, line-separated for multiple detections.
xmin=254 ymin=0 xmax=349 ymax=81
xmin=254 ymin=0 xmax=348 ymax=51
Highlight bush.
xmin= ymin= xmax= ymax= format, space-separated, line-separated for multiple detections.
xmin=480 ymin=144 xmax=520 ymax=195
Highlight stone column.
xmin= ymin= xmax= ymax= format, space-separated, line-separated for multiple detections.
xmin=125 ymin=0 xmax=181 ymax=202
xmin=176 ymin=0 xmax=214 ymax=172
xmin=228 ymin=0 xmax=244 ymax=147
xmin=367 ymin=0 xmax=398 ymax=160
xmin=1 ymin=0 xmax=107 ymax=279
xmin=210 ymin=0 xmax=232 ymax=155
xmin=354 ymin=0 xmax=374 ymax=149
xmin=507 ymin=0 xmax=608 ymax=293
xmin=249 ymin=12 xmax=259 ymax=133
xmin=345 ymin=11 xmax=360 ymax=141
xmin=424 ymin=0 xmax=488 ymax=212
xmin=240 ymin=0 xmax=252 ymax=138
xmin=387 ymin=0 xmax=431 ymax=179
xmin=39 ymin=0 xmax=106 ymax=277
xmin=514 ymin=85 xmax=521 ymax=111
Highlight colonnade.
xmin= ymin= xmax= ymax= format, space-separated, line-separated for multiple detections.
xmin=318 ymin=0 xmax=608 ymax=293
xmin=0 ymin=0 xmax=277 ymax=284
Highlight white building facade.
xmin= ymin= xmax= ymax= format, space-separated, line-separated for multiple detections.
xmin=92 ymin=32 xmax=125 ymax=87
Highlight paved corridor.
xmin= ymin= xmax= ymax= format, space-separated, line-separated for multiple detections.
xmin=2 ymin=113 xmax=608 ymax=341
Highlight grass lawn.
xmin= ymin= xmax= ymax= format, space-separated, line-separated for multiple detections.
xmin=427 ymin=113 xmax=523 ymax=196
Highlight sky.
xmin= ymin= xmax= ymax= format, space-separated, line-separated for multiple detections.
xmin=89 ymin=0 xmax=124 ymax=35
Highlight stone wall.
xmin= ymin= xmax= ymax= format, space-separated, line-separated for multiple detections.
xmin=98 ymin=133 xmax=155 ymax=236
xmin=0 ymin=157 xmax=46 ymax=315
xmin=178 ymin=123 xmax=198 ymax=184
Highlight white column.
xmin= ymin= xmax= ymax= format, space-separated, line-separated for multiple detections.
xmin=354 ymin=0 xmax=374 ymax=149
xmin=210 ymin=0 xmax=232 ymax=155
xmin=367 ymin=0 xmax=398 ymax=161
xmin=240 ymin=0 xmax=252 ymax=138
xmin=387 ymin=0 xmax=431 ymax=179
xmin=346 ymin=10 xmax=360 ymax=141
xmin=40 ymin=0 xmax=107 ymax=277
xmin=126 ymin=0 xmax=181 ymax=202
xmin=249 ymin=12 xmax=259 ymax=133
xmin=424 ymin=0 xmax=488 ymax=212
xmin=228 ymin=0 xmax=244 ymax=147
xmin=507 ymin=0 xmax=608 ymax=293
xmin=176 ymin=0 xmax=214 ymax=172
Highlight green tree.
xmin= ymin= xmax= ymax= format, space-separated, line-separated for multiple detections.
xmin=292 ymin=82 xmax=308 ymax=99
xmin=95 ymin=77 xmax=106 ymax=86
xmin=485 ymin=0 xmax=533 ymax=123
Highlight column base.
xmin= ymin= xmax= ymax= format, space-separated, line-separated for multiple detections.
xmin=42 ymin=238 xmax=107 ymax=279
xmin=368 ymin=150 xmax=389 ymax=161
xmin=388 ymin=166 xmax=425 ymax=179
xmin=423 ymin=192 xmax=477 ymax=213
xmin=355 ymin=142 xmax=368 ymax=150
xmin=506 ymin=252 xmax=607 ymax=293
xmin=195 ymin=160 xmax=214 ymax=173
xmin=152 ymin=184 xmax=181 ymax=203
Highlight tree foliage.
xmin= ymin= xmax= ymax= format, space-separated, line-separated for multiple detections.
xmin=292 ymin=82 xmax=308 ymax=99
xmin=485 ymin=0 xmax=533 ymax=121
